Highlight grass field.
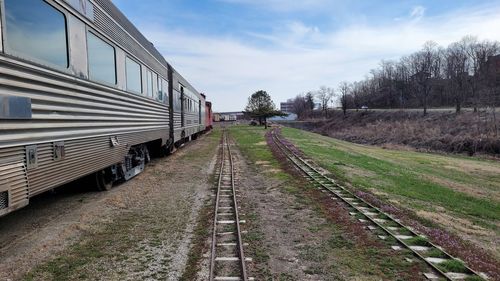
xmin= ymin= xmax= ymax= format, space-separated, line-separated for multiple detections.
xmin=280 ymin=126 xmax=500 ymax=258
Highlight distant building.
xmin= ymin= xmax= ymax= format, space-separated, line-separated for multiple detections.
xmin=214 ymin=111 xmax=246 ymax=122
xmin=280 ymin=100 xmax=294 ymax=113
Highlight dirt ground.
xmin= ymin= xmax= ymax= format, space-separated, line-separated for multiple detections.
xmin=0 ymin=131 xmax=220 ymax=281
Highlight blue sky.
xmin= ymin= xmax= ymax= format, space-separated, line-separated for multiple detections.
xmin=112 ymin=0 xmax=500 ymax=111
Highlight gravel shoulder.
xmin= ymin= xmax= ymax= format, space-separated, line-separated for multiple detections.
xmin=0 ymin=130 xmax=221 ymax=281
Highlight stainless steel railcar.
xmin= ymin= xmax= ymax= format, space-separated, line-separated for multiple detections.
xmin=0 ymin=0 xmax=207 ymax=216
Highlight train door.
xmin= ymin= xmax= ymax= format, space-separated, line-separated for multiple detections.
xmin=199 ymin=100 xmax=202 ymax=125
xmin=180 ymin=85 xmax=185 ymax=127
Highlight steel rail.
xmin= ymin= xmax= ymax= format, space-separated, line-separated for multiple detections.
xmin=270 ymin=128 xmax=484 ymax=281
xmin=227 ymin=131 xmax=249 ymax=281
xmin=208 ymin=130 xmax=225 ymax=281
xmin=209 ymin=129 xmax=248 ymax=281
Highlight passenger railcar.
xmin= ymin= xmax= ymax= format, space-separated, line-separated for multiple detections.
xmin=0 ymin=0 xmax=208 ymax=216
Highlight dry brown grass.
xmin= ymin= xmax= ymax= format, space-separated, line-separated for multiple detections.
xmin=288 ymin=110 xmax=500 ymax=156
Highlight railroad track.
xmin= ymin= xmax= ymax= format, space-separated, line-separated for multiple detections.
xmin=209 ymin=130 xmax=251 ymax=281
xmin=270 ymin=128 xmax=486 ymax=281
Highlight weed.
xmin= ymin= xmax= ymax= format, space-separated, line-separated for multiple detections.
xmin=437 ymin=259 xmax=469 ymax=273
xmin=425 ymin=248 xmax=448 ymax=258
xmin=405 ymin=236 xmax=430 ymax=247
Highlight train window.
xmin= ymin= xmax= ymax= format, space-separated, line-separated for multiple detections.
xmin=162 ymin=79 xmax=169 ymax=104
xmin=4 ymin=0 xmax=68 ymax=68
xmin=87 ymin=32 xmax=116 ymax=85
xmin=126 ymin=57 xmax=141 ymax=93
xmin=174 ymin=92 xmax=182 ymax=111
xmin=157 ymin=77 xmax=163 ymax=101
xmin=152 ymin=73 xmax=158 ymax=98
xmin=146 ymin=70 xmax=153 ymax=98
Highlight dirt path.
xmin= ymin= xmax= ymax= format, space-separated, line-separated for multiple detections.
xmin=0 ymin=131 xmax=220 ymax=281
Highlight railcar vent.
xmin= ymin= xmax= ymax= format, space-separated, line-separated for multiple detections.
xmin=0 ymin=191 xmax=8 ymax=210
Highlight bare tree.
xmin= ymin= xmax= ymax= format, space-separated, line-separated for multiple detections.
xmin=380 ymin=60 xmax=397 ymax=107
xmin=445 ymin=41 xmax=469 ymax=113
xmin=305 ymin=92 xmax=315 ymax=112
xmin=316 ymin=86 xmax=335 ymax=118
xmin=304 ymin=36 xmax=500 ymax=114
xmin=338 ymin=81 xmax=351 ymax=117
xmin=472 ymin=39 xmax=500 ymax=112
xmin=409 ymin=41 xmax=441 ymax=115
xmin=291 ymin=94 xmax=308 ymax=120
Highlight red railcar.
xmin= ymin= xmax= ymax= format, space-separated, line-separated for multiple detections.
xmin=205 ymin=101 xmax=213 ymax=130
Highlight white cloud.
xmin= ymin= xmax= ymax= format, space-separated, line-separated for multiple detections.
xmin=139 ymin=3 xmax=500 ymax=112
xmin=410 ymin=6 xmax=426 ymax=21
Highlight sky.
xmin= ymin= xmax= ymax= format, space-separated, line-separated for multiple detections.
xmin=111 ymin=0 xmax=500 ymax=112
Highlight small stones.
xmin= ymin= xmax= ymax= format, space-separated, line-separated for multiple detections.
xmin=445 ymin=272 xmax=470 ymax=279
xmin=425 ymin=257 xmax=448 ymax=264
xmin=409 ymin=246 xmax=430 ymax=251
xmin=395 ymin=235 xmax=414 ymax=240
xmin=391 ymin=245 xmax=402 ymax=251
xmin=423 ymin=272 xmax=440 ymax=280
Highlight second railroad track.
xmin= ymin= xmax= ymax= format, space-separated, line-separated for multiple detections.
xmin=271 ymin=128 xmax=486 ymax=281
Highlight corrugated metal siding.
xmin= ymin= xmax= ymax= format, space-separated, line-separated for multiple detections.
xmin=27 ymin=129 xmax=166 ymax=196
xmin=173 ymin=113 xmax=182 ymax=129
xmin=0 ymin=147 xmax=29 ymax=215
xmin=185 ymin=113 xmax=199 ymax=126
xmin=0 ymin=60 xmax=169 ymax=148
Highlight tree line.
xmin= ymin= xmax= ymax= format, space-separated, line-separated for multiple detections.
xmin=291 ymin=36 xmax=500 ymax=118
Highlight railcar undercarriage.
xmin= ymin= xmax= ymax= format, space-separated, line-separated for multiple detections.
xmin=95 ymin=145 xmax=150 ymax=191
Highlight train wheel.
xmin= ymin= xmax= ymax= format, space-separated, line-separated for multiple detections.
xmin=95 ymin=168 xmax=113 ymax=191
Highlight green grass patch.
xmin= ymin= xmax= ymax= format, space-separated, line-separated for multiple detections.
xmin=425 ymin=248 xmax=448 ymax=258
xmin=281 ymin=127 xmax=500 ymax=231
xmin=404 ymin=236 xmax=430 ymax=247
xmin=437 ymin=259 xmax=469 ymax=273
xmin=228 ymin=125 xmax=290 ymax=181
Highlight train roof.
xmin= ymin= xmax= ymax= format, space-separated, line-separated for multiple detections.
xmin=94 ymin=0 xmax=203 ymax=99
xmin=95 ymin=0 xmax=169 ymax=69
